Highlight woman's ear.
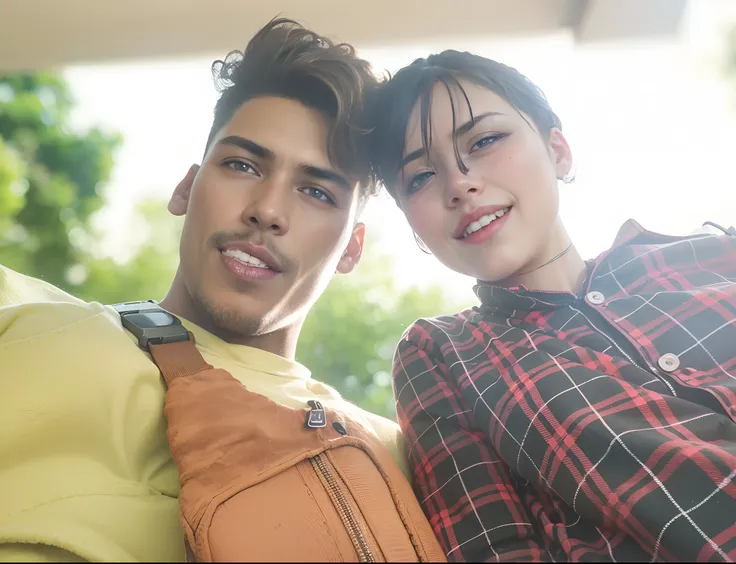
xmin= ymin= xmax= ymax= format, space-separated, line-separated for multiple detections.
xmin=548 ymin=128 xmax=573 ymax=182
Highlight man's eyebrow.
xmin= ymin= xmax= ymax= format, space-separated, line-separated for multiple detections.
xmin=217 ymin=135 xmax=275 ymax=160
xmin=400 ymin=111 xmax=505 ymax=168
xmin=299 ymin=164 xmax=352 ymax=192
xmin=218 ymin=136 xmax=352 ymax=191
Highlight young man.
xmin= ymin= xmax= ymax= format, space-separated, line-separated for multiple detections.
xmin=0 ymin=19 xmax=443 ymax=562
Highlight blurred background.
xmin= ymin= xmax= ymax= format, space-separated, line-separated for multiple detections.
xmin=1 ymin=0 xmax=735 ymax=418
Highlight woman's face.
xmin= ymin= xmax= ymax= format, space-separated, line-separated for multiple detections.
xmin=395 ymin=80 xmax=572 ymax=282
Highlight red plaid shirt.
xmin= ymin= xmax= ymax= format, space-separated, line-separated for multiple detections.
xmin=393 ymin=220 xmax=736 ymax=562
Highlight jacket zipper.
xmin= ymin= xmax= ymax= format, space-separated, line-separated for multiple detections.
xmin=311 ymin=454 xmax=375 ymax=562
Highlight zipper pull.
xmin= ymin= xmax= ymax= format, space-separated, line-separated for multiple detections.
xmin=305 ymin=400 xmax=327 ymax=429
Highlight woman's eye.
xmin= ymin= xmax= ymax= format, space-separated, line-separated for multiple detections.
xmin=302 ymin=187 xmax=335 ymax=205
xmin=470 ymin=134 xmax=504 ymax=152
xmin=224 ymin=160 xmax=258 ymax=174
xmin=407 ymin=171 xmax=434 ymax=194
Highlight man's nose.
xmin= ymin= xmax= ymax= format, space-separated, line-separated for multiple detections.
xmin=241 ymin=177 xmax=291 ymax=235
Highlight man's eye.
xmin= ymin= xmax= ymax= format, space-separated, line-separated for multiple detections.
xmin=407 ymin=171 xmax=434 ymax=194
xmin=302 ymin=187 xmax=335 ymax=205
xmin=224 ymin=160 xmax=258 ymax=174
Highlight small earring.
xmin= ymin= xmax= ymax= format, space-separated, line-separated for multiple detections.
xmin=561 ymin=165 xmax=576 ymax=184
xmin=413 ymin=232 xmax=431 ymax=255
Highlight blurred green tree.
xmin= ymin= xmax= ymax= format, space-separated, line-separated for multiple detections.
xmin=0 ymin=73 xmax=183 ymax=303
xmin=76 ymin=201 xmax=183 ymax=304
xmin=0 ymin=73 xmax=121 ymax=289
xmin=297 ymin=247 xmax=463 ymax=419
xmin=0 ymin=70 xmax=467 ymax=419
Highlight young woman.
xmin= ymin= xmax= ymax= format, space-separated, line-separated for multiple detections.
xmin=367 ymin=50 xmax=736 ymax=562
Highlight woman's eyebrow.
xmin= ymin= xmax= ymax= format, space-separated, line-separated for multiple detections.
xmin=401 ymin=111 xmax=505 ymax=167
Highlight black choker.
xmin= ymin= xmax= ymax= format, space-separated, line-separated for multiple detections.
xmin=517 ymin=242 xmax=574 ymax=276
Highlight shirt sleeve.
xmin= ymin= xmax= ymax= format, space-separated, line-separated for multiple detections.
xmin=0 ymin=304 xmax=184 ymax=561
xmin=393 ymin=332 xmax=548 ymax=562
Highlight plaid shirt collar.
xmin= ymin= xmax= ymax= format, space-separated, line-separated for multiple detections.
xmin=474 ymin=219 xmax=698 ymax=314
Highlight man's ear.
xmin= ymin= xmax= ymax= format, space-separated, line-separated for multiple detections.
xmin=336 ymin=222 xmax=366 ymax=275
xmin=168 ymin=165 xmax=199 ymax=216
xmin=548 ymin=128 xmax=573 ymax=182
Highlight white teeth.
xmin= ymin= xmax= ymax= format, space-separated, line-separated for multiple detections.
xmin=462 ymin=207 xmax=511 ymax=238
xmin=221 ymin=249 xmax=271 ymax=269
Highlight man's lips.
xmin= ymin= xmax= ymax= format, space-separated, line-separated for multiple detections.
xmin=217 ymin=241 xmax=282 ymax=272
xmin=454 ymin=204 xmax=513 ymax=239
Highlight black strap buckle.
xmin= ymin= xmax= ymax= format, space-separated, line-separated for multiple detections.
xmin=113 ymin=300 xmax=190 ymax=352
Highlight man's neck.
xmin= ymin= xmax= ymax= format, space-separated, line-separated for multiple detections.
xmin=160 ymin=270 xmax=301 ymax=360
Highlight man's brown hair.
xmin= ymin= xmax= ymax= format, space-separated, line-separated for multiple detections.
xmin=205 ymin=18 xmax=380 ymax=202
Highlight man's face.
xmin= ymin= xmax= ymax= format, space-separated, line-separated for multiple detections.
xmin=168 ymin=96 xmax=365 ymax=342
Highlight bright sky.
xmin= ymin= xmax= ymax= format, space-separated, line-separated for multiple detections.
xmin=64 ymin=0 xmax=736 ymax=306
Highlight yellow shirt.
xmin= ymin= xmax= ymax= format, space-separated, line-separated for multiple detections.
xmin=0 ymin=265 xmax=408 ymax=562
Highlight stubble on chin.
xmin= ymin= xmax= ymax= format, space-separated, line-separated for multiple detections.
xmin=190 ymin=286 xmax=263 ymax=339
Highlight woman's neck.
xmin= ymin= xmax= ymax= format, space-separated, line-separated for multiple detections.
xmin=501 ymin=222 xmax=587 ymax=294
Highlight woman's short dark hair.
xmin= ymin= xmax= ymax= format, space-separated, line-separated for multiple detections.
xmin=206 ymin=18 xmax=380 ymax=201
xmin=367 ymin=50 xmax=562 ymax=198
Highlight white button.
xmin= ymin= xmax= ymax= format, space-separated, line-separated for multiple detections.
xmin=658 ymin=353 xmax=680 ymax=372
xmin=586 ymin=291 xmax=605 ymax=305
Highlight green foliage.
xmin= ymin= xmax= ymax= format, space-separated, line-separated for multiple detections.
xmin=0 ymin=70 xmax=467 ymax=421
xmin=297 ymin=246 xmax=462 ymax=419
xmin=0 ymin=72 xmax=121 ymax=290
xmin=72 ymin=200 xmax=183 ymax=303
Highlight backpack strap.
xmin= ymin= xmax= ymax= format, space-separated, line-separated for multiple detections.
xmin=114 ymin=300 xmax=216 ymax=560
xmin=113 ymin=300 xmax=211 ymax=386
